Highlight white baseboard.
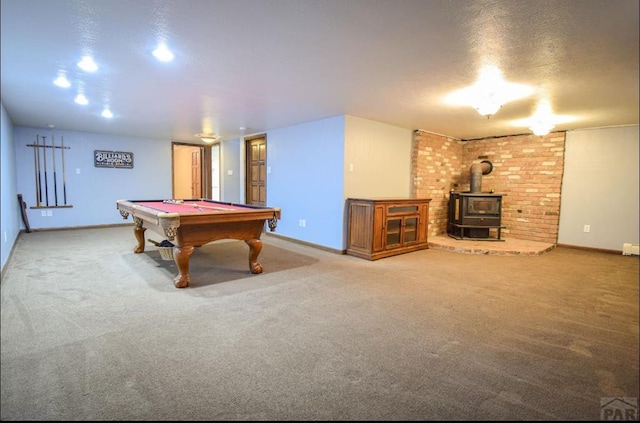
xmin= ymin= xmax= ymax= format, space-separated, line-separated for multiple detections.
xmin=622 ymin=243 xmax=639 ymax=256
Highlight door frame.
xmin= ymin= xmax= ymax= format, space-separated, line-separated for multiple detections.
xmin=171 ymin=142 xmax=212 ymax=199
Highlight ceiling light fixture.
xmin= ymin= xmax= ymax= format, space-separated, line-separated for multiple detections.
xmin=196 ymin=133 xmax=219 ymax=143
xmin=529 ymin=121 xmax=555 ymax=136
xmin=472 ymin=92 xmax=503 ymax=118
xmin=153 ymin=43 xmax=174 ymax=62
xmin=77 ymin=55 xmax=98 ymax=72
xmin=53 ymin=70 xmax=71 ymax=88
xmin=527 ymin=99 xmax=555 ymax=136
xmin=511 ymin=99 xmax=575 ymax=136
xmin=445 ymin=65 xmax=534 ymax=118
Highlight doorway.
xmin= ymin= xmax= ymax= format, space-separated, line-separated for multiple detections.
xmin=172 ymin=142 xmax=213 ymax=199
xmin=245 ymin=134 xmax=267 ymax=206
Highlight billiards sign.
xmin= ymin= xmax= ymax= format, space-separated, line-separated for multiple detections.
xmin=94 ymin=150 xmax=134 ymax=169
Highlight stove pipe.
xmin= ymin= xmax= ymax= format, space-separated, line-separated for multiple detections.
xmin=469 ymin=160 xmax=493 ymax=193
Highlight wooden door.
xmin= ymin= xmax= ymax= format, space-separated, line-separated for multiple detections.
xmin=191 ymin=150 xmax=201 ymax=198
xmin=245 ymin=135 xmax=266 ymax=206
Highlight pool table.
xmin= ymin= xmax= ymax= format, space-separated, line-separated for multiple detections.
xmin=117 ymin=199 xmax=281 ymax=288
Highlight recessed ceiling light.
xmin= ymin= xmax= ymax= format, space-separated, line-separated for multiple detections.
xmin=101 ymin=107 xmax=113 ymax=118
xmin=77 ymin=55 xmax=98 ymax=72
xmin=74 ymin=93 xmax=89 ymax=105
xmin=53 ymin=70 xmax=71 ymax=88
xmin=152 ymin=44 xmax=174 ymax=62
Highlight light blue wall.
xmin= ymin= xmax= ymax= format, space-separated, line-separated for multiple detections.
xmin=13 ymin=127 xmax=172 ymax=229
xmin=266 ymin=116 xmax=346 ymax=250
xmin=1 ymin=102 xmax=20 ymax=270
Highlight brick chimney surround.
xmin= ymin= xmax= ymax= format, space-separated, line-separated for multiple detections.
xmin=411 ymin=130 xmax=565 ymax=244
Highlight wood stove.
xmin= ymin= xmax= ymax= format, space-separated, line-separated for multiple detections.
xmin=447 ymin=159 xmax=505 ymax=241
xmin=447 ymin=192 xmax=504 ymax=240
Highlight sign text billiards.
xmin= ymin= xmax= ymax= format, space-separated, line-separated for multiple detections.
xmin=94 ymin=150 xmax=134 ymax=169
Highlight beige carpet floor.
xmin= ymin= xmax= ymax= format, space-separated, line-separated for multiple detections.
xmin=1 ymin=226 xmax=638 ymax=420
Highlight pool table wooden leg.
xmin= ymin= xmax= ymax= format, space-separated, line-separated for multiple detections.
xmin=133 ymin=224 xmax=146 ymax=253
xmin=245 ymin=239 xmax=263 ymax=274
xmin=173 ymin=245 xmax=194 ymax=288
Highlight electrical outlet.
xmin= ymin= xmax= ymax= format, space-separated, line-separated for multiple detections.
xmin=46 ymin=210 xmax=52 ymax=216
xmin=41 ymin=210 xmax=46 ymax=216
xmin=583 ymin=224 xmax=590 ymax=233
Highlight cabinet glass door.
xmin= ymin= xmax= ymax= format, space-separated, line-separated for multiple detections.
xmin=403 ymin=217 xmax=418 ymax=243
xmin=386 ymin=218 xmax=402 ymax=247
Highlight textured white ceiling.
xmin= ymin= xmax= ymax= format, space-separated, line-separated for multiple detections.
xmin=1 ymin=0 xmax=638 ymax=142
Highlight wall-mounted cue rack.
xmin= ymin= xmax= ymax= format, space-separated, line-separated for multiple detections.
xmin=27 ymin=134 xmax=73 ymax=209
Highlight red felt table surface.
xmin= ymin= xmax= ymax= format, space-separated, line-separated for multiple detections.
xmin=136 ymin=201 xmax=244 ymax=214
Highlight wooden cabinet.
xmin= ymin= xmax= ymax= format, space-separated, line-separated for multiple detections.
xmin=346 ymin=197 xmax=431 ymax=260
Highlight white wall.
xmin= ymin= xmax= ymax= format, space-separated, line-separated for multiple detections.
xmin=344 ymin=115 xmax=413 ymax=198
xmin=13 ymin=127 xmax=172 ymax=229
xmin=558 ymin=125 xmax=639 ymax=250
xmin=1 ymin=102 xmax=19 ymax=271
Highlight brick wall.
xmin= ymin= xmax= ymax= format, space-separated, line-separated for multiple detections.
xmin=411 ymin=130 xmax=463 ymax=237
xmin=411 ymin=130 xmax=566 ymax=244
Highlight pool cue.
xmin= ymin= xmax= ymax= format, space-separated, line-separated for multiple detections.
xmin=33 ymin=134 xmax=42 ymax=206
xmin=186 ymin=202 xmax=233 ymax=211
xmin=52 ymin=135 xmax=58 ymax=206
xmin=61 ymin=136 xmax=67 ymax=205
xmin=42 ymin=136 xmax=49 ymax=206
xmin=37 ymin=135 xmax=44 ymax=206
